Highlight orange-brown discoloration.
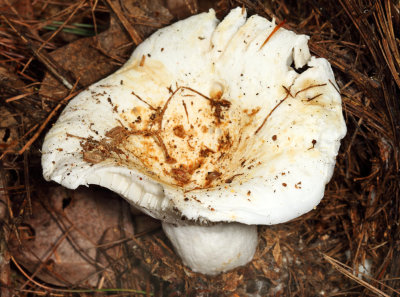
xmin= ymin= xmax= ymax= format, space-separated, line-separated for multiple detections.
xmin=173 ymin=125 xmax=186 ymax=138
xmin=79 ymin=85 xmax=265 ymax=190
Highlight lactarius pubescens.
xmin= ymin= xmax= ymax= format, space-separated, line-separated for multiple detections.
xmin=42 ymin=7 xmax=346 ymax=275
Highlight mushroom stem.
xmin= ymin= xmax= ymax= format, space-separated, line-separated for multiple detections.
xmin=162 ymin=221 xmax=258 ymax=275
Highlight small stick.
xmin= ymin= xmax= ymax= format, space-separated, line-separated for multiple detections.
xmin=139 ymin=54 xmax=146 ymax=67
xmin=104 ymin=0 xmax=142 ymax=45
xmin=5 ymin=92 xmax=34 ymax=103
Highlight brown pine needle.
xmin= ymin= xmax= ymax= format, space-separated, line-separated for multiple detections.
xmin=18 ymin=90 xmax=79 ymax=155
xmin=322 ymin=253 xmax=399 ymax=297
xmin=5 ymin=92 xmax=34 ymax=103
xmin=21 ymin=0 xmax=86 ymax=74
xmin=104 ymin=0 xmax=142 ymax=45
xmin=294 ymin=83 xmax=326 ymax=97
xmin=10 ymin=256 xmax=152 ymax=295
xmin=255 ymin=85 xmax=292 ymax=134
xmin=259 ymin=19 xmax=286 ymax=50
xmin=0 ymin=123 xmax=39 ymax=160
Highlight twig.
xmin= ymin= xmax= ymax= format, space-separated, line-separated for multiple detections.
xmin=5 ymin=92 xmax=34 ymax=103
xmin=103 ymin=0 xmax=142 ymax=45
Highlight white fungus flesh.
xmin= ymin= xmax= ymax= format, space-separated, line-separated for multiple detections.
xmin=162 ymin=222 xmax=257 ymax=275
xmin=42 ymin=8 xmax=347 ymax=275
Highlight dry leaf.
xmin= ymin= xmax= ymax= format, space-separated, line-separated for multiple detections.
xmin=222 ymin=271 xmax=243 ymax=292
xmin=272 ymin=240 xmax=282 ymax=267
xmin=39 ymin=17 xmax=132 ymax=101
xmin=40 ymin=0 xmax=172 ymax=101
xmin=9 ymin=185 xmax=136 ymax=287
xmin=261 ymin=267 xmax=280 ymax=282
xmin=166 ymin=0 xmax=198 ymax=19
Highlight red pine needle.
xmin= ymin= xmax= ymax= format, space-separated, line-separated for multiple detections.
xmin=259 ymin=19 xmax=287 ymax=50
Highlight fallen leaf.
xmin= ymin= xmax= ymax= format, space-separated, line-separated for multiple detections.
xmin=166 ymin=0 xmax=198 ymax=19
xmin=9 ymin=185 xmax=137 ymax=287
xmin=222 ymin=271 xmax=243 ymax=292
xmin=272 ymin=240 xmax=282 ymax=267
xmin=39 ymin=0 xmax=172 ymax=101
xmin=39 ymin=17 xmax=132 ymax=101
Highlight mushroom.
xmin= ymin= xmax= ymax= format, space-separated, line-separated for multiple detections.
xmin=42 ymin=8 xmax=346 ymax=275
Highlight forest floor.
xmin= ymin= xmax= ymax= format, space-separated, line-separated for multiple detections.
xmin=0 ymin=0 xmax=399 ymax=296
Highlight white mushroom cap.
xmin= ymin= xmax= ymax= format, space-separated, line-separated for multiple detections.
xmin=42 ymin=8 xmax=346 ymax=226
